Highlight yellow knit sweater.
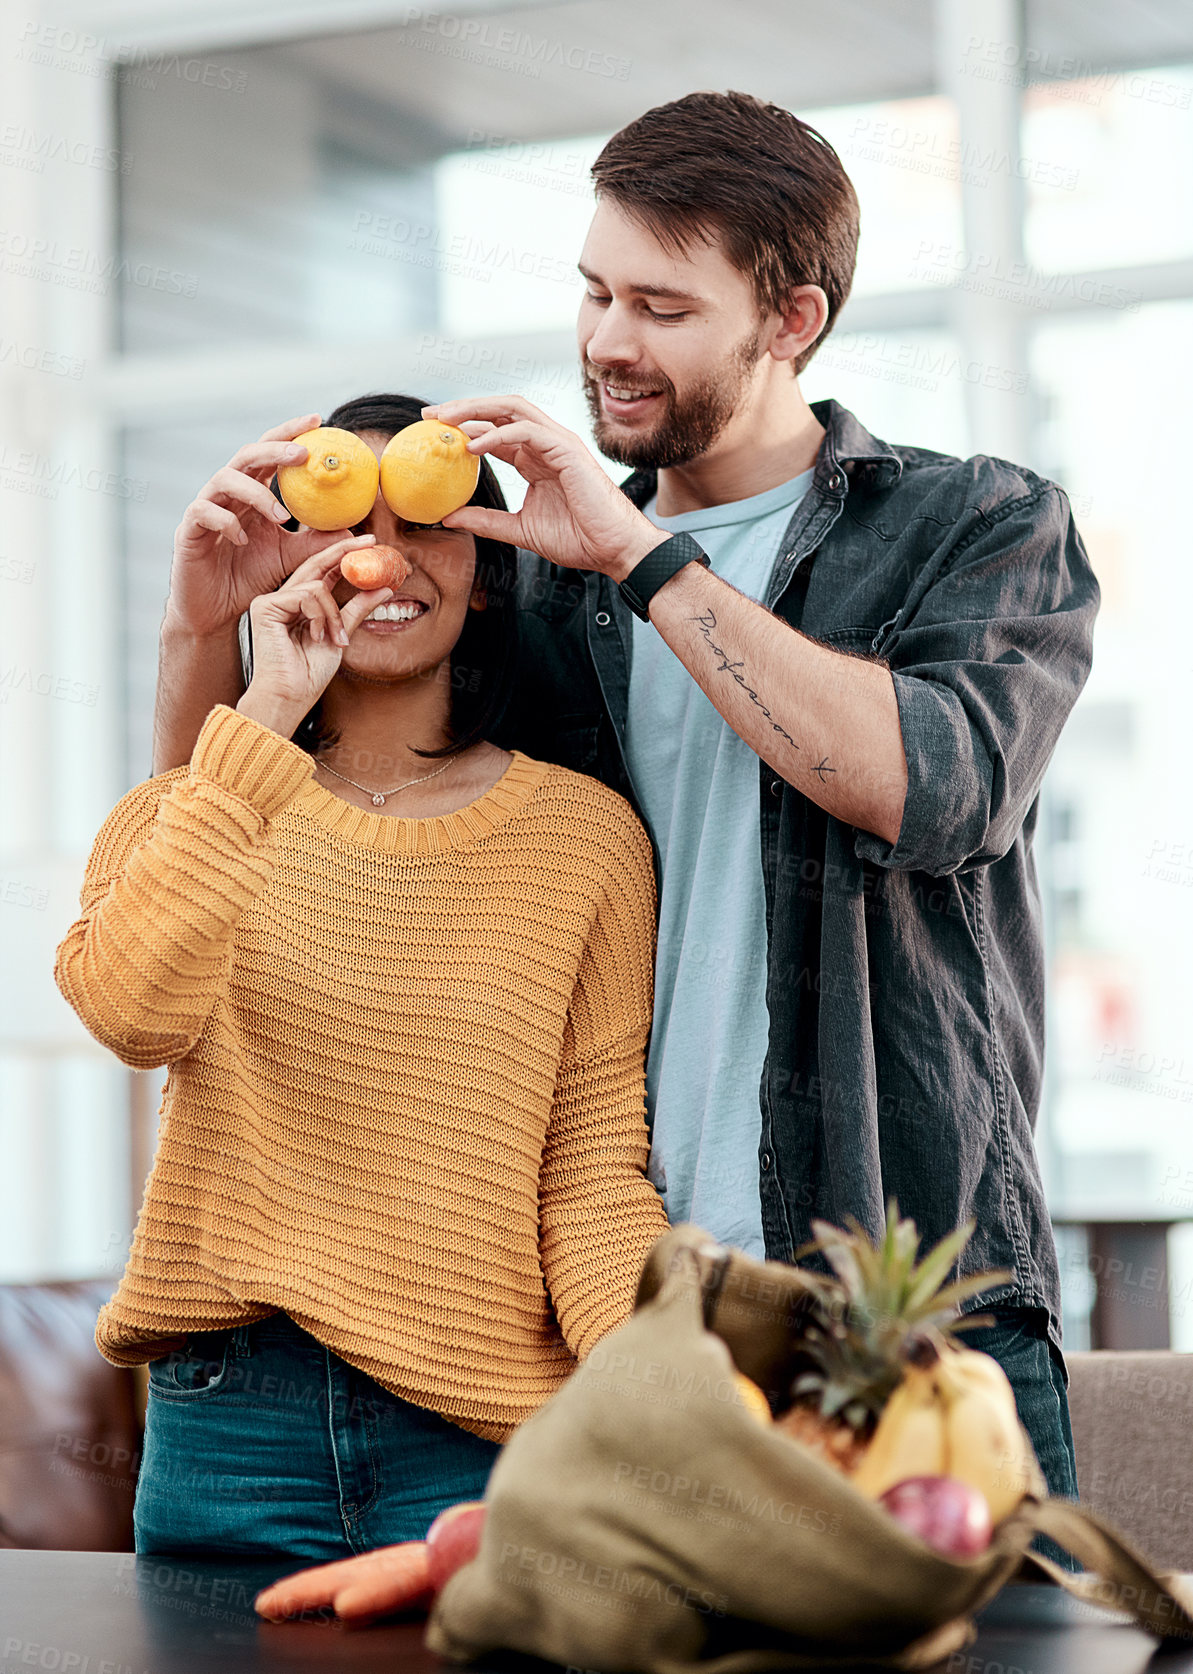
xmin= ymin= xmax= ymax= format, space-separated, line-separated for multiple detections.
xmin=55 ymin=705 xmax=669 ymax=1442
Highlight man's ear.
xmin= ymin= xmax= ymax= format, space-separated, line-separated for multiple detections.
xmin=768 ymin=284 xmax=830 ymax=366
xmin=468 ymin=587 xmax=487 ymax=612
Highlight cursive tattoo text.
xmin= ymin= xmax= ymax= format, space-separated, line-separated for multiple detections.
xmin=690 ymin=605 xmax=802 ymax=753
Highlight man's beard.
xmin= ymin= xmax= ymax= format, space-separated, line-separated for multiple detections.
xmin=582 ymin=324 xmax=764 ymax=471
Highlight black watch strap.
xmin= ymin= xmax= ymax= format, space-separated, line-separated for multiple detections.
xmin=619 ymin=532 xmax=710 ymax=621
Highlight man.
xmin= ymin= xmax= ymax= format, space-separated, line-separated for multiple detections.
xmin=154 ymin=92 xmax=1097 ymax=1509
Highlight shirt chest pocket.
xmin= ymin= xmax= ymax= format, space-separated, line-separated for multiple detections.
xmin=813 ymin=624 xmax=891 ymax=654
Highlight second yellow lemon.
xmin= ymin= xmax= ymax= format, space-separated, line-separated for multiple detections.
xmin=276 ymin=428 xmax=380 ymax=530
xmin=733 ymin=1371 xmax=773 ymax=1425
xmin=380 ymin=421 xmax=479 ymax=525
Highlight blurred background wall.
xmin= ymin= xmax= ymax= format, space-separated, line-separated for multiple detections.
xmin=3 ymin=0 xmax=1192 ymax=1350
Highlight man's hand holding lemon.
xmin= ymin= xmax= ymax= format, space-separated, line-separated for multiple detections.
xmin=154 ymin=412 xmax=472 ymax=770
xmin=423 ymin=396 xmax=668 ymax=582
xmin=166 ymin=414 xmax=384 ymax=644
xmin=167 ymin=413 xmax=485 ymax=644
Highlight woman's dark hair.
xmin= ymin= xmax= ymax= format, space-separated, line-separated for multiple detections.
xmin=257 ymin=391 xmax=517 ymax=762
xmin=591 ymin=91 xmax=860 ymax=375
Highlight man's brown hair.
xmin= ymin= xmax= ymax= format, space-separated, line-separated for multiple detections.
xmin=591 ymin=90 xmax=860 ymax=374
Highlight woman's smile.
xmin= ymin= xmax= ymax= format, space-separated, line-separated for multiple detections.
xmin=359 ymin=597 xmax=431 ymax=632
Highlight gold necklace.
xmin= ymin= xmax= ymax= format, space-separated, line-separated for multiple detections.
xmin=315 ymin=754 xmax=455 ymax=807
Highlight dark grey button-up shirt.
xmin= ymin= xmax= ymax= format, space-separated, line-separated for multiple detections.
xmin=493 ymin=399 xmax=1100 ymax=1347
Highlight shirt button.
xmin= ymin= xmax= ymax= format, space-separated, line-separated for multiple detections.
xmin=760 ymin=1151 xmax=773 ymax=1172
xmin=770 ymin=778 xmax=783 ymax=797
xmin=828 ymin=470 xmax=844 ymax=492
xmin=595 ymin=610 xmax=611 ymax=626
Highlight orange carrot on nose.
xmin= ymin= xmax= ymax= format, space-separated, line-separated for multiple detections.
xmin=340 ymin=544 xmax=411 ymax=592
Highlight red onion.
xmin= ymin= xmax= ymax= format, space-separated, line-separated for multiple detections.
xmin=425 ymin=1501 xmax=487 ymax=1592
xmin=879 ymin=1476 xmax=992 ymax=1557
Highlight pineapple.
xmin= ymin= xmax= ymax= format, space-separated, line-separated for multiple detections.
xmin=774 ymin=1202 xmax=1010 ymax=1473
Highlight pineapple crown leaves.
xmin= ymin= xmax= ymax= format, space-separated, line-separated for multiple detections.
xmin=796 ymin=1201 xmax=1011 ymax=1332
xmin=789 ymin=1201 xmax=1012 ymax=1426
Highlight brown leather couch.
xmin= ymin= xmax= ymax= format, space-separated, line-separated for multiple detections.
xmin=1067 ymin=1350 xmax=1193 ymax=1573
xmin=4 ymin=1284 xmax=1190 ymax=1571
xmin=0 ymin=1280 xmax=140 ymax=1550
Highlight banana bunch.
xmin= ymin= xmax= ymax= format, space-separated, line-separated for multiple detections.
xmin=851 ymin=1334 xmax=1045 ymax=1521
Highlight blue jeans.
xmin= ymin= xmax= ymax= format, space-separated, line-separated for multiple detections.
xmin=133 ymin=1313 xmax=501 ymax=1558
xmin=975 ymin=1305 xmax=1078 ymax=1569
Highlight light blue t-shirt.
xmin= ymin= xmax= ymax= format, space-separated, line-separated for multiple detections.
xmin=624 ymin=469 xmax=815 ymax=1257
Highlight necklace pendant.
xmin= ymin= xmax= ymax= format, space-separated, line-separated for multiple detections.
xmin=371 ymin=793 xmax=386 ymax=807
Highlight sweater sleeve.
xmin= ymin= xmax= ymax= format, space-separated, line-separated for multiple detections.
xmin=538 ymin=797 xmax=670 ymax=1360
xmin=54 ymin=705 xmax=313 ymax=1069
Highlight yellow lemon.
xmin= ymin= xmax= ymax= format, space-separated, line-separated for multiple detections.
xmin=379 ymin=420 xmax=480 ymax=525
xmin=276 ymin=427 xmax=380 ymax=531
xmin=733 ymin=1372 xmax=773 ymax=1425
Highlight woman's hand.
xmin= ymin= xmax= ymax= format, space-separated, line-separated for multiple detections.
xmin=255 ymin=1540 xmax=434 ymax=1626
xmin=422 ymin=396 xmax=667 ymax=583
xmin=235 ymin=542 xmax=391 ymax=738
xmin=166 ymin=413 xmax=376 ymax=640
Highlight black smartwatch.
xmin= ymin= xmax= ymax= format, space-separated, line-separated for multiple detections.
xmin=618 ymin=532 xmax=710 ymax=622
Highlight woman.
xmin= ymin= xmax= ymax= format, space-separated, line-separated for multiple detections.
xmin=55 ymin=391 xmax=669 ymax=1560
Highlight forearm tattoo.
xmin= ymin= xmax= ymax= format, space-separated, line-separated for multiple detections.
xmin=690 ymin=605 xmax=837 ymax=778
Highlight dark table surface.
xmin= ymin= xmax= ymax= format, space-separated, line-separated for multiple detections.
xmin=1 ymin=1550 xmax=1191 ymax=1674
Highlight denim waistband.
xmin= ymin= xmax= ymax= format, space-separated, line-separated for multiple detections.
xmin=182 ymin=1309 xmax=311 ymax=1355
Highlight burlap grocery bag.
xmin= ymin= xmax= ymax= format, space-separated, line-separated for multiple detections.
xmin=427 ymin=1227 xmax=1193 ymax=1671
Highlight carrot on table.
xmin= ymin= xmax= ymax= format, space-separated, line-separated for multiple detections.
xmin=255 ymin=1539 xmax=434 ymax=1624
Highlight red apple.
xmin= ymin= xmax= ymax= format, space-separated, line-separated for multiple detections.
xmin=425 ymin=1501 xmax=487 ymax=1592
xmin=878 ymin=1476 xmax=992 ymax=1558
